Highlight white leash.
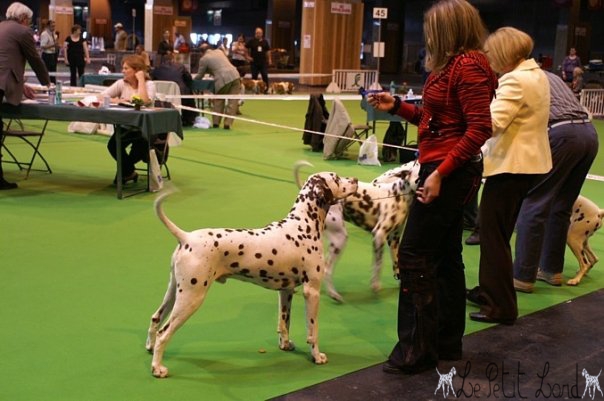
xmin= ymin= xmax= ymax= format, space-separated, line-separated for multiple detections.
xmin=176 ymin=103 xmax=417 ymax=152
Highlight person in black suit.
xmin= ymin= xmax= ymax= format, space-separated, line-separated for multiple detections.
xmin=0 ymin=2 xmax=51 ymax=190
xmin=156 ymin=30 xmax=173 ymax=66
xmin=151 ymin=52 xmax=197 ymax=126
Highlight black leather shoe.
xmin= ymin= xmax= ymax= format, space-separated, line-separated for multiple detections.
xmin=466 ymin=286 xmax=487 ymax=306
xmin=0 ymin=179 xmax=18 ymax=190
xmin=469 ymin=312 xmax=515 ymax=325
xmin=382 ymin=361 xmax=435 ymax=375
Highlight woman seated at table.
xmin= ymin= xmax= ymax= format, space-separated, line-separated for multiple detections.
xmin=99 ymin=55 xmax=156 ymax=184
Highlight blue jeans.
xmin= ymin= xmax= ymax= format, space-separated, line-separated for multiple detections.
xmin=388 ymin=158 xmax=482 ymax=369
xmin=514 ymin=122 xmax=599 ymax=281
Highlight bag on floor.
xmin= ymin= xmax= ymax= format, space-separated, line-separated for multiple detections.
xmin=358 ymin=134 xmax=381 ymax=166
xmin=67 ymin=121 xmax=99 ymax=135
xmin=149 ymin=149 xmax=163 ymax=192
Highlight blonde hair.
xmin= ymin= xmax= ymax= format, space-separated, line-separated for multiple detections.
xmin=484 ymin=27 xmax=534 ymax=74
xmin=573 ymin=66 xmax=584 ymax=77
xmin=122 ymin=55 xmax=147 ymax=72
xmin=423 ymin=0 xmax=487 ymax=73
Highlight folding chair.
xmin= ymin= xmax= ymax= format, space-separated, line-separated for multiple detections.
xmin=133 ymin=96 xmax=177 ymax=181
xmin=323 ymin=98 xmax=370 ymax=160
xmin=1 ymin=119 xmax=52 ymax=179
xmin=153 ymin=80 xmax=182 ymax=112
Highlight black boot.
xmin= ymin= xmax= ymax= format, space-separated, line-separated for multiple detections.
xmin=0 ymin=163 xmax=18 ymax=190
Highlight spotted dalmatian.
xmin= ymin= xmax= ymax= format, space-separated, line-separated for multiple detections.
xmin=567 ymin=195 xmax=604 ymax=286
xmin=294 ymin=160 xmax=420 ymax=302
xmin=146 ymin=172 xmax=358 ymax=378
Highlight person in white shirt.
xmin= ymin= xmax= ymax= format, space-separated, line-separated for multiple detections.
xmin=173 ymin=32 xmax=186 ymax=52
xmin=99 ymin=55 xmax=156 ymax=184
xmin=39 ymin=20 xmax=59 ymax=83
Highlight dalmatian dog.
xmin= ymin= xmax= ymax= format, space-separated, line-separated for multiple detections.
xmin=270 ymin=81 xmax=295 ymax=94
xmin=241 ymin=78 xmax=267 ymax=94
xmin=294 ymin=160 xmax=420 ymax=302
xmin=146 ymin=172 xmax=358 ymax=378
xmin=567 ymin=195 xmax=604 ymax=286
xmin=582 ymin=368 xmax=603 ymax=400
xmin=434 ymin=367 xmax=457 ymax=398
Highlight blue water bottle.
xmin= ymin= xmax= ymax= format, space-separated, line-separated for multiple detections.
xmin=48 ymin=85 xmax=56 ymax=105
xmin=55 ymin=81 xmax=62 ymax=104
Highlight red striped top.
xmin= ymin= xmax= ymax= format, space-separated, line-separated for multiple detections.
xmin=395 ymin=51 xmax=498 ymax=177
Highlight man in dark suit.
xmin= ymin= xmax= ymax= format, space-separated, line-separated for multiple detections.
xmin=151 ymin=52 xmax=196 ymax=126
xmin=0 ymin=2 xmax=50 ymax=189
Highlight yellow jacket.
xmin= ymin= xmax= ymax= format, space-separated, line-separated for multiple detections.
xmin=483 ymin=58 xmax=552 ymax=177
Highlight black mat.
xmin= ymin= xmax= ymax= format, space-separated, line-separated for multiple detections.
xmin=270 ymin=289 xmax=604 ymax=401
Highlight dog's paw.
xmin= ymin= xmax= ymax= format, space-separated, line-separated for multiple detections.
xmin=279 ymin=340 xmax=296 ymax=351
xmin=145 ymin=337 xmax=155 ymax=353
xmin=370 ymin=280 xmax=382 ymax=293
xmin=567 ymin=278 xmax=580 ymax=286
xmin=313 ymin=352 xmax=328 ymax=364
xmin=152 ymin=364 xmax=169 ymax=378
xmin=327 ymin=290 xmax=344 ymax=303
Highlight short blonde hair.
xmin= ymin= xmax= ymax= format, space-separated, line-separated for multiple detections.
xmin=484 ymin=27 xmax=534 ymax=74
xmin=423 ymin=0 xmax=487 ymax=73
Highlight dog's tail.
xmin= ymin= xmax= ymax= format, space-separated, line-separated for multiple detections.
xmin=154 ymin=189 xmax=188 ymax=243
xmin=293 ymin=160 xmax=314 ymax=189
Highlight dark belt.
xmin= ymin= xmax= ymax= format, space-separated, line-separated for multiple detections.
xmin=548 ymin=118 xmax=591 ymax=129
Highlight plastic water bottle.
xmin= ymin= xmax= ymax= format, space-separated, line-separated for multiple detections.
xmin=55 ymin=81 xmax=62 ymax=104
xmin=407 ymin=88 xmax=414 ymax=98
xmin=389 ymin=81 xmax=396 ymax=95
xmin=48 ymin=85 xmax=56 ymax=105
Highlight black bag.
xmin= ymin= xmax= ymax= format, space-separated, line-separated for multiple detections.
xmin=382 ymin=121 xmax=406 ymax=163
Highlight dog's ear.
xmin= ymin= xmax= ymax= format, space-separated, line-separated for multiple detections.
xmin=398 ymin=170 xmax=411 ymax=180
xmin=309 ymin=176 xmax=334 ymax=207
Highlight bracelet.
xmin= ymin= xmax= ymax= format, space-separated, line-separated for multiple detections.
xmin=388 ymin=96 xmax=402 ymax=115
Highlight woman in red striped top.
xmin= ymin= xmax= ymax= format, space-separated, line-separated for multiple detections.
xmin=369 ymin=0 xmax=498 ymax=374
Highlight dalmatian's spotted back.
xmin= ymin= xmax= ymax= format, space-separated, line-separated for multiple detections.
xmin=145 ymin=172 xmax=358 ymax=378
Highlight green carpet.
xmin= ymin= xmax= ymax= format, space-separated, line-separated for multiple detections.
xmin=1 ymin=100 xmax=603 ymax=401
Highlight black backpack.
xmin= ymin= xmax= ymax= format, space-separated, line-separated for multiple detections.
xmin=382 ymin=121 xmax=406 ymax=163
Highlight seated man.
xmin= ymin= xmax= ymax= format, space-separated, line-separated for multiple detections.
xmin=150 ymin=52 xmax=197 ymax=126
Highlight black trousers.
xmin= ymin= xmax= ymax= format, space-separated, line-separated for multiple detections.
xmin=250 ymin=63 xmax=269 ymax=89
xmin=477 ymin=173 xmax=541 ymax=320
xmin=388 ymin=159 xmax=482 ymax=369
xmin=42 ymin=52 xmax=58 ymax=84
xmin=107 ymin=128 xmax=148 ymax=176
xmin=69 ymin=61 xmax=85 ymax=87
